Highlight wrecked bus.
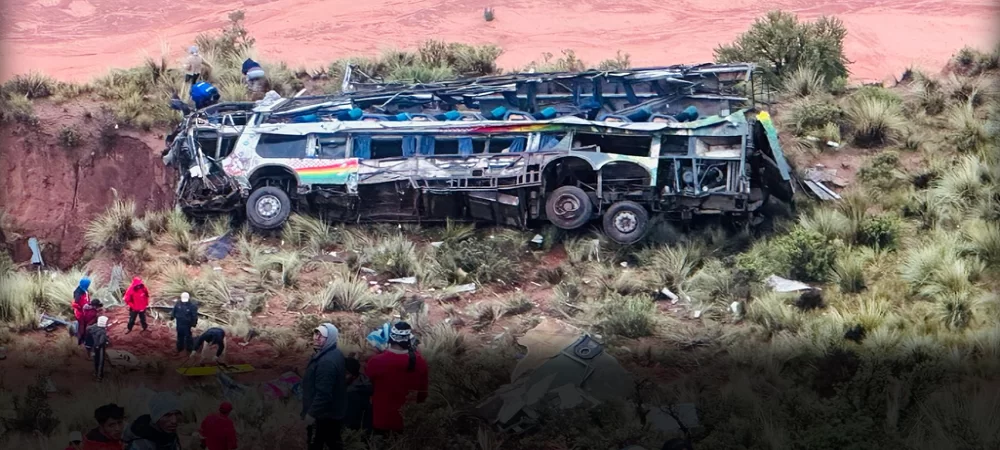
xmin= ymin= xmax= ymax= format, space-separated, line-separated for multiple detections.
xmin=163 ymin=63 xmax=794 ymax=244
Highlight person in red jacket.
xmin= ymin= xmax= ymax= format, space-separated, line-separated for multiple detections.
xmin=365 ymin=321 xmax=429 ymax=436
xmin=72 ymin=277 xmax=92 ymax=323
xmin=199 ymin=401 xmax=238 ymax=450
xmin=123 ymin=277 xmax=150 ymax=334
xmin=82 ymin=403 xmax=126 ymax=450
xmin=79 ymin=299 xmax=103 ymax=358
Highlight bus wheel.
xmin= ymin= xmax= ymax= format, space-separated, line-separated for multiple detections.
xmin=602 ymin=201 xmax=649 ymax=245
xmin=545 ymin=186 xmax=593 ymax=230
xmin=246 ymin=186 xmax=291 ymax=230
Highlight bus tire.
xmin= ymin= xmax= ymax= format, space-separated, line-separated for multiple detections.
xmin=246 ymin=186 xmax=291 ymax=230
xmin=545 ymin=186 xmax=593 ymax=230
xmin=602 ymin=201 xmax=649 ymax=245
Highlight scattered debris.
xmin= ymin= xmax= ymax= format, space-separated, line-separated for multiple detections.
xmin=730 ymin=301 xmax=745 ymax=319
xmin=430 ymin=241 xmax=444 ymax=248
xmin=106 ymin=350 xmax=140 ymax=368
xmin=360 ymin=267 xmax=377 ymax=275
xmin=388 ymin=276 xmax=417 ymax=284
xmin=474 ymin=318 xmax=634 ymax=433
xmin=794 ymin=290 xmax=825 ymax=311
xmin=659 ymin=288 xmax=679 ymax=302
xmin=204 ymin=232 xmax=235 ymax=260
xmin=28 ymin=237 xmax=44 ymax=268
xmin=261 ymin=371 xmax=301 ymax=400
xmin=530 ymin=234 xmax=544 ymax=246
xmin=692 ymin=310 xmax=702 ymax=319
xmin=765 ymin=275 xmax=816 ymax=293
xmin=38 ymin=313 xmax=70 ymax=332
xmin=803 ymin=166 xmax=845 ymax=201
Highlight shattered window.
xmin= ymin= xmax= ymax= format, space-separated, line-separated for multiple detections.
xmin=256 ymin=134 xmax=308 ymax=159
xmin=660 ymin=135 xmax=688 ymax=155
xmin=316 ymin=136 xmax=347 ymax=159
xmin=538 ymin=133 xmax=569 ymax=151
xmin=371 ymin=137 xmax=405 ymax=159
xmin=574 ymin=133 xmax=652 ymax=157
xmin=488 ymin=135 xmax=527 ymax=153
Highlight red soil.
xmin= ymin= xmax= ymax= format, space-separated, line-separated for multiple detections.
xmin=2 ymin=0 xmax=997 ymax=83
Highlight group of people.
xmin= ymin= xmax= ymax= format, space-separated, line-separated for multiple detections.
xmin=71 ymin=277 xmax=229 ymax=381
xmin=176 ymin=45 xmax=268 ymax=111
xmin=69 ymin=276 xmax=430 ymax=450
xmin=303 ymin=321 xmax=429 ymax=449
xmin=63 ymin=395 xmax=236 ymax=450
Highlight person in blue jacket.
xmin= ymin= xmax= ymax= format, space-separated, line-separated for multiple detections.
xmin=189 ymin=81 xmax=220 ymax=110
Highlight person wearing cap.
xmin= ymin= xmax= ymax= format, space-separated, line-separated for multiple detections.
xmin=122 ymin=392 xmax=183 ymax=450
xmin=301 ymin=323 xmax=347 ymax=450
xmin=184 ymin=46 xmax=203 ymax=85
xmin=191 ymin=327 xmax=227 ymax=364
xmin=365 ymin=321 xmax=429 ymax=435
xmin=88 ymin=315 xmax=112 ymax=381
xmin=82 ymin=403 xmax=126 ymax=450
xmin=198 ymin=401 xmax=238 ymax=450
xmin=171 ymin=292 xmax=199 ymax=355
xmin=124 ymin=277 xmax=150 ymax=334
xmin=65 ymin=431 xmax=84 ymax=450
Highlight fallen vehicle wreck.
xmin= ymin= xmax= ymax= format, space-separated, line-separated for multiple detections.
xmin=163 ymin=63 xmax=795 ymax=243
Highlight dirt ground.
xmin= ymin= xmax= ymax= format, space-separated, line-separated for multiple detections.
xmin=2 ymin=0 xmax=997 ymax=83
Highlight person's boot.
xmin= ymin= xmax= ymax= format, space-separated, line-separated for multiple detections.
xmin=125 ymin=328 xmax=132 ymax=335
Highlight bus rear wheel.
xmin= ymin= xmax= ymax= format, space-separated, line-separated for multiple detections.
xmin=602 ymin=200 xmax=648 ymax=245
xmin=545 ymin=186 xmax=593 ymax=230
xmin=246 ymin=186 xmax=291 ymax=230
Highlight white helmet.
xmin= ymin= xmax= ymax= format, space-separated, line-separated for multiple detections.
xmin=181 ymin=292 xmax=190 ymax=303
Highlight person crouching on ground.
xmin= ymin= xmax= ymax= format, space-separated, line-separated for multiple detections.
xmin=365 ymin=321 xmax=429 ymax=437
xmin=171 ymin=292 xmax=199 ymax=355
xmin=192 ymin=327 xmax=226 ymax=364
xmin=302 ymin=323 xmax=347 ymax=450
xmin=199 ymin=401 xmax=237 ymax=450
xmin=344 ymin=355 xmax=373 ymax=432
xmin=80 ymin=299 xmax=103 ymax=358
xmin=89 ymin=316 xmax=111 ymax=381
xmin=122 ymin=392 xmax=183 ymax=450
xmin=82 ymin=403 xmax=126 ymax=450
xmin=124 ymin=277 xmax=150 ymax=334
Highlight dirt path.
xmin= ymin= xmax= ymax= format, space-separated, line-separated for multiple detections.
xmin=2 ymin=0 xmax=996 ymax=83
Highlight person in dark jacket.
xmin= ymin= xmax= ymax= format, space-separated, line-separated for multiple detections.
xmin=171 ymin=292 xmax=198 ymax=354
xmin=192 ymin=327 xmax=226 ymax=363
xmin=82 ymin=403 xmax=126 ymax=450
xmin=122 ymin=392 xmax=183 ymax=450
xmin=302 ymin=323 xmax=347 ymax=450
xmin=343 ymin=356 xmax=373 ymax=431
xmin=88 ymin=316 xmax=111 ymax=381
xmin=124 ymin=277 xmax=150 ymax=334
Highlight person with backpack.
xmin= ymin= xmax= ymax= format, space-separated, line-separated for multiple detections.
xmin=89 ymin=316 xmax=111 ymax=381
xmin=302 ymin=323 xmax=347 ymax=450
xmin=171 ymin=292 xmax=199 ymax=355
xmin=79 ymin=299 xmax=103 ymax=357
xmin=124 ymin=277 xmax=150 ymax=334
xmin=365 ymin=321 xmax=429 ymax=436
xmin=241 ymin=58 xmax=267 ymax=94
xmin=344 ymin=356 xmax=373 ymax=431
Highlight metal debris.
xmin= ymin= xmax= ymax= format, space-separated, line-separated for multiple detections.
xmin=28 ymin=237 xmax=44 ymax=267
xmin=660 ymin=288 xmax=679 ymax=302
xmin=530 ymin=234 xmax=544 ymax=245
xmin=388 ymin=276 xmax=417 ymax=284
xmin=765 ymin=275 xmax=817 ymax=293
xmin=360 ymin=267 xmax=377 ymax=275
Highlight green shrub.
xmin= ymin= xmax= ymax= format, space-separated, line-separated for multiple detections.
xmin=740 ymin=226 xmax=840 ymax=282
xmin=785 ymin=96 xmax=844 ymax=135
xmin=0 ymin=92 xmax=36 ymax=124
xmin=832 ymin=250 xmax=868 ymax=293
xmin=596 ymin=51 xmax=632 ymax=71
xmin=850 ymin=85 xmax=902 ymax=105
xmin=2 ymin=71 xmax=55 ymax=99
xmin=947 ymin=103 xmax=992 ymax=153
xmin=781 ymin=66 xmax=826 ymax=98
xmin=433 ymin=233 xmax=526 ymax=285
xmin=84 ymin=197 xmax=141 ymax=253
xmin=858 ymin=214 xmax=902 ymax=250
xmin=857 ymin=151 xmax=904 ymax=190
xmin=598 ymin=293 xmax=656 ymax=338
xmin=847 ymin=96 xmax=907 ymax=148
xmin=58 ymin=126 xmax=81 ymax=149
xmin=714 ymin=11 xmax=849 ymax=87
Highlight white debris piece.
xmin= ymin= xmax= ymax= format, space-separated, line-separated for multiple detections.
xmin=388 ymin=277 xmax=417 ymax=284
xmin=360 ymin=267 xmax=377 ymax=275
xmin=430 ymin=241 xmax=444 ymax=248
xmin=660 ymin=288 xmax=679 ymax=301
xmin=693 ymin=310 xmax=702 ymax=319
xmin=765 ymin=274 xmax=816 ymax=292
xmin=827 ymin=141 xmax=840 ymax=148
xmin=530 ymin=234 xmax=544 ymax=245
xmin=730 ymin=301 xmax=745 ymax=319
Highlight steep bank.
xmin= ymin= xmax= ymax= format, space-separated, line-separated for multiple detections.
xmin=0 ymin=100 xmax=176 ymax=269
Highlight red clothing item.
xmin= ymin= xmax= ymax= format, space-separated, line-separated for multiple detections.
xmin=73 ymin=291 xmax=89 ymax=321
xmin=365 ymin=348 xmax=429 ymax=431
xmin=199 ymin=413 xmax=237 ymax=450
xmin=123 ymin=278 xmax=150 ymax=312
xmin=81 ymin=428 xmax=122 ymax=450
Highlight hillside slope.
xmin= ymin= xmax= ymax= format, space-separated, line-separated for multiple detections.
xmin=3 ymin=0 xmax=997 ymax=82
xmin=0 ymin=101 xmax=175 ymax=268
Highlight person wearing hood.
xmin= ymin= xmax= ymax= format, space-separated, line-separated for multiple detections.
xmin=241 ymin=58 xmax=267 ymax=93
xmin=192 ymin=327 xmax=227 ymax=364
xmin=171 ymin=292 xmax=199 ymax=355
xmin=198 ymin=401 xmax=238 ymax=450
xmin=343 ymin=356 xmax=373 ymax=431
xmin=365 ymin=321 xmax=429 ymax=435
xmin=82 ymin=403 xmax=126 ymax=450
xmin=302 ymin=323 xmax=347 ymax=450
xmin=124 ymin=277 xmax=150 ymax=334
xmin=184 ymin=46 xmax=203 ymax=85
xmin=122 ymin=392 xmax=183 ymax=450
xmin=73 ymin=277 xmax=92 ymax=323
xmin=88 ymin=316 xmax=112 ymax=381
